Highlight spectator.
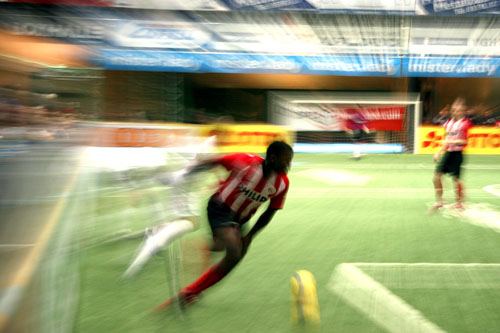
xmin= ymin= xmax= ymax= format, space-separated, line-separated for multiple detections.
xmin=432 ymin=105 xmax=450 ymax=125
xmin=465 ymin=107 xmax=479 ymax=125
xmin=480 ymin=109 xmax=499 ymax=126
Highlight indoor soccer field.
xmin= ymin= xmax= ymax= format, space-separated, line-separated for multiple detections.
xmin=60 ymin=153 xmax=500 ymax=332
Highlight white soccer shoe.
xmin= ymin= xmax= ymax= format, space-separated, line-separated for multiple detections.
xmin=122 ymin=225 xmax=166 ymax=278
xmin=122 ymin=220 xmax=194 ymax=278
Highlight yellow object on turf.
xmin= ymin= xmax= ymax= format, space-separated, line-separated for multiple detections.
xmin=290 ymin=270 xmax=320 ymax=327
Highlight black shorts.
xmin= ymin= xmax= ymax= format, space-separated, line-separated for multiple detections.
xmin=351 ymin=130 xmax=365 ymax=143
xmin=436 ymin=151 xmax=464 ymax=178
xmin=206 ymin=198 xmax=240 ymax=234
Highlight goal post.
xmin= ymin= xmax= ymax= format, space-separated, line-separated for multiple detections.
xmin=268 ymin=91 xmax=422 ymax=154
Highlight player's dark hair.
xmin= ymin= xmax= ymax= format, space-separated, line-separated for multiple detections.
xmin=266 ymin=141 xmax=293 ymax=157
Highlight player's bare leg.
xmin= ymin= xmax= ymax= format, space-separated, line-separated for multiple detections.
xmin=428 ymin=172 xmax=445 ymax=214
xmin=450 ymin=177 xmax=465 ymax=210
xmin=155 ymin=226 xmax=244 ymax=311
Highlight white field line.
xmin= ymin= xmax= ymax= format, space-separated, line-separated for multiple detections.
xmin=328 ymin=263 xmax=446 ymax=333
xmin=441 ymin=202 xmax=500 ymax=234
xmin=291 ymin=164 xmax=500 ymax=171
xmin=0 ymin=244 xmax=35 ymax=251
xmin=483 ymin=184 xmax=500 ymax=197
xmin=328 ymin=262 xmax=500 ymax=333
xmin=294 ymin=169 xmax=373 ymax=186
xmin=351 ymin=263 xmax=500 ymax=289
xmin=288 ymin=187 xmax=491 ymax=199
xmin=0 ymin=244 xmax=35 ymax=256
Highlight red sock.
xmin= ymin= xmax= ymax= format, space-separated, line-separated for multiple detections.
xmin=183 ymin=263 xmax=228 ymax=295
xmin=435 ymin=178 xmax=443 ymax=202
xmin=456 ymin=181 xmax=464 ymax=202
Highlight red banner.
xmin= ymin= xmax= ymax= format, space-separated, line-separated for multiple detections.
xmin=357 ymin=106 xmax=405 ymax=131
xmin=333 ymin=106 xmax=405 ymax=131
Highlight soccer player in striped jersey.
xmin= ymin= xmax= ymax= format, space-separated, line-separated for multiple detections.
xmin=155 ymin=141 xmax=293 ymax=309
xmin=429 ymin=97 xmax=472 ymax=213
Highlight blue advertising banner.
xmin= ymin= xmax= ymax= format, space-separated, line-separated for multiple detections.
xmin=300 ymin=56 xmax=401 ymax=76
xmin=402 ymin=57 xmax=500 ymax=77
xmin=202 ymin=54 xmax=303 ymax=74
xmin=97 ymin=50 xmax=402 ymax=76
xmin=98 ymin=50 xmax=204 ymax=72
xmin=100 ymin=50 xmax=500 ymax=77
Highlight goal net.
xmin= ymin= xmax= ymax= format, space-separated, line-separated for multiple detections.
xmin=268 ymin=91 xmax=422 ymax=153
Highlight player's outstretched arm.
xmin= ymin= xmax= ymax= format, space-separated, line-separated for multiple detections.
xmin=433 ymin=137 xmax=448 ymax=162
xmin=433 ymin=149 xmax=443 ymax=163
xmin=155 ymin=158 xmax=220 ymax=186
xmin=242 ymin=207 xmax=278 ymax=254
xmin=185 ymin=158 xmax=220 ymax=174
xmin=445 ymin=138 xmax=467 ymax=146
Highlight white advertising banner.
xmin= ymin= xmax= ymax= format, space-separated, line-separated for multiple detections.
xmin=273 ymin=102 xmax=345 ymax=131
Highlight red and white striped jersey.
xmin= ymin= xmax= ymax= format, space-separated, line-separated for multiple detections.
xmin=443 ymin=117 xmax=472 ymax=152
xmin=213 ymin=153 xmax=290 ymax=223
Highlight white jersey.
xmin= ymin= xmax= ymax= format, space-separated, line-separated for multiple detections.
xmin=170 ymin=136 xmax=217 ymax=218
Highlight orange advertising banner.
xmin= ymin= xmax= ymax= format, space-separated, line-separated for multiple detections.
xmin=418 ymin=126 xmax=500 ymax=155
xmin=89 ymin=123 xmax=200 ymax=147
xmin=86 ymin=122 xmax=293 ymax=151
